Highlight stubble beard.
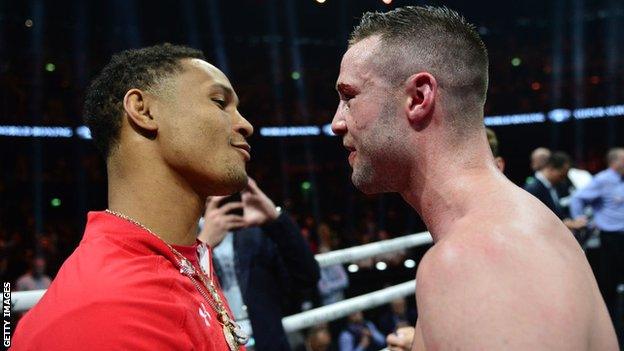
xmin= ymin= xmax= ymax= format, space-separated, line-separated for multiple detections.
xmin=224 ymin=163 xmax=248 ymax=193
xmin=195 ymin=161 xmax=248 ymax=197
xmin=351 ymin=101 xmax=405 ymax=194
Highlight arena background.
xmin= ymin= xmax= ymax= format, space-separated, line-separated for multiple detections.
xmin=1 ymin=0 xmax=623 ymax=347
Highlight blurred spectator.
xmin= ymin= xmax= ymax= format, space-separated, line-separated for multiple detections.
xmin=317 ymin=223 xmax=349 ymax=306
xmin=485 ymin=128 xmax=505 ymax=172
xmin=567 ymin=167 xmax=593 ymax=191
xmin=531 ymin=147 xmax=551 ymax=171
xmin=570 ymin=147 xmax=624 ymax=323
xmin=338 ymin=312 xmax=385 ymax=351
xmin=524 ymin=151 xmax=587 ymax=231
xmin=296 ymin=325 xmax=334 ymax=351
xmin=377 ymin=298 xmax=417 ymax=336
xmin=525 ymin=147 xmax=551 ymax=186
xmin=199 ymin=178 xmax=320 ymax=351
xmin=15 ymin=257 xmax=51 ymax=291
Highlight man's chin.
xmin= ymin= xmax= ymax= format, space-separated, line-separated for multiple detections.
xmin=352 ymin=172 xmax=384 ymax=195
xmin=222 ymin=172 xmax=248 ymax=194
xmin=199 ymin=171 xmax=248 ymax=197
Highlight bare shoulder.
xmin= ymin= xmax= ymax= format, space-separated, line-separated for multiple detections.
xmin=415 ymin=222 xmax=598 ymax=350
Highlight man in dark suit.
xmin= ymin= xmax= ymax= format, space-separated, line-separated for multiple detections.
xmin=199 ymin=178 xmax=320 ymax=351
xmin=524 ymin=151 xmax=586 ymax=231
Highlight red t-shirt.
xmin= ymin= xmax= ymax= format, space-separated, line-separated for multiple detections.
xmin=12 ymin=211 xmax=242 ymax=350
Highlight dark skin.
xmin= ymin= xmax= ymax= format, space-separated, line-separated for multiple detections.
xmin=107 ymin=58 xmax=253 ymax=246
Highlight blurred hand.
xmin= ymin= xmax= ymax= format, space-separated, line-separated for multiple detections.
xmin=574 ymin=216 xmax=588 ymax=227
xmin=198 ymin=196 xmax=246 ymax=247
xmin=386 ymin=326 xmax=415 ymax=351
xmin=361 ymin=328 xmax=371 ymax=337
xmin=563 ymin=216 xmax=588 ymax=231
xmin=241 ymin=177 xmax=279 ymax=227
xmin=358 ymin=332 xmax=371 ymax=349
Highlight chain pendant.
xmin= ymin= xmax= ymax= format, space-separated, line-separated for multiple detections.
xmin=230 ymin=321 xmax=250 ymax=345
xmin=105 ymin=209 xmax=245 ymax=349
xmin=179 ymin=258 xmax=196 ymax=276
xmin=223 ymin=324 xmax=238 ymax=351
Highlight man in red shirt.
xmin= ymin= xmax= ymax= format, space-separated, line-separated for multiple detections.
xmin=12 ymin=43 xmax=254 ymax=350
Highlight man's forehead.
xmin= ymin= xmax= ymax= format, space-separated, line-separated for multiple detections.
xmin=181 ymin=58 xmax=232 ymax=89
xmin=337 ymin=36 xmax=383 ymax=88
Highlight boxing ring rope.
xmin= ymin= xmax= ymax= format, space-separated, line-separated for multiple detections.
xmin=314 ymin=231 xmax=432 ymax=267
xmin=12 ymin=231 xmax=433 ymax=332
xmin=283 ymin=279 xmax=416 ymax=333
xmin=12 ymin=290 xmax=43 ymax=313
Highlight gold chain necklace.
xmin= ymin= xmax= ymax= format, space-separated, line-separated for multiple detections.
xmin=105 ymin=209 xmax=249 ymax=350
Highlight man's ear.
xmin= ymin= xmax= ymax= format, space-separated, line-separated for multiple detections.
xmin=495 ymin=157 xmax=506 ymax=173
xmin=123 ymin=89 xmax=158 ymax=135
xmin=404 ymin=72 xmax=437 ymax=130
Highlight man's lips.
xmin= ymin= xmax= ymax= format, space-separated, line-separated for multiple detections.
xmin=344 ymin=144 xmax=356 ymax=165
xmin=348 ymin=150 xmax=357 ymax=165
xmin=232 ymin=143 xmax=251 ymax=161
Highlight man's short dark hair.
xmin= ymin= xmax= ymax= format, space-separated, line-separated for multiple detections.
xmin=350 ymin=6 xmax=489 ymax=130
xmin=83 ymin=43 xmax=205 ymax=157
xmin=546 ymin=151 xmax=571 ymax=170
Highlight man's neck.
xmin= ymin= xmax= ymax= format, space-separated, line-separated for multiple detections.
xmin=400 ymin=138 xmax=506 ymax=242
xmin=107 ymin=161 xmax=203 ymax=246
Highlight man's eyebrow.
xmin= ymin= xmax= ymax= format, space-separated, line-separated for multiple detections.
xmin=336 ymin=83 xmax=358 ymax=96
xmin=210 ymin=83 xmax=239 ymax=106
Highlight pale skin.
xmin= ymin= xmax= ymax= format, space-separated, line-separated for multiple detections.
xmin=332 ymin=36 xmax=618 ymax=351
xmin=108 ymin=58 xmax=253 ymax=246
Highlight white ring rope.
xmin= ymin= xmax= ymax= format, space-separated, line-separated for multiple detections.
xmin=12 ymin=231 xmax=433 ymax=332
xmin=314 ymin=231 xmax=432 ymax=268
xmin=282 ymin=280 xmax=416 ymax=333
xmin=12 ymin=290 xmax=44 ymax=313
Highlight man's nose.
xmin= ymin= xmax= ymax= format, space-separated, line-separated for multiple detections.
xmin=331 ymin=106 xmax=347 ymax=136
xmin=234 ymin=111 xmax=253 ymax=138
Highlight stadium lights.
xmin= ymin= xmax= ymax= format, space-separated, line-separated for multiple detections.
xmin=347 ymin=264 xmax=359 ymax=273
xmin=404 ymin=259 xmax=416 ymax=269
xmin=1 ymin=104 xmax=623 ymax=139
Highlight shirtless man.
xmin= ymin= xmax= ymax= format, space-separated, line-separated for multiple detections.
xmin=330 ymin=6 xmax=618 ymax=350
